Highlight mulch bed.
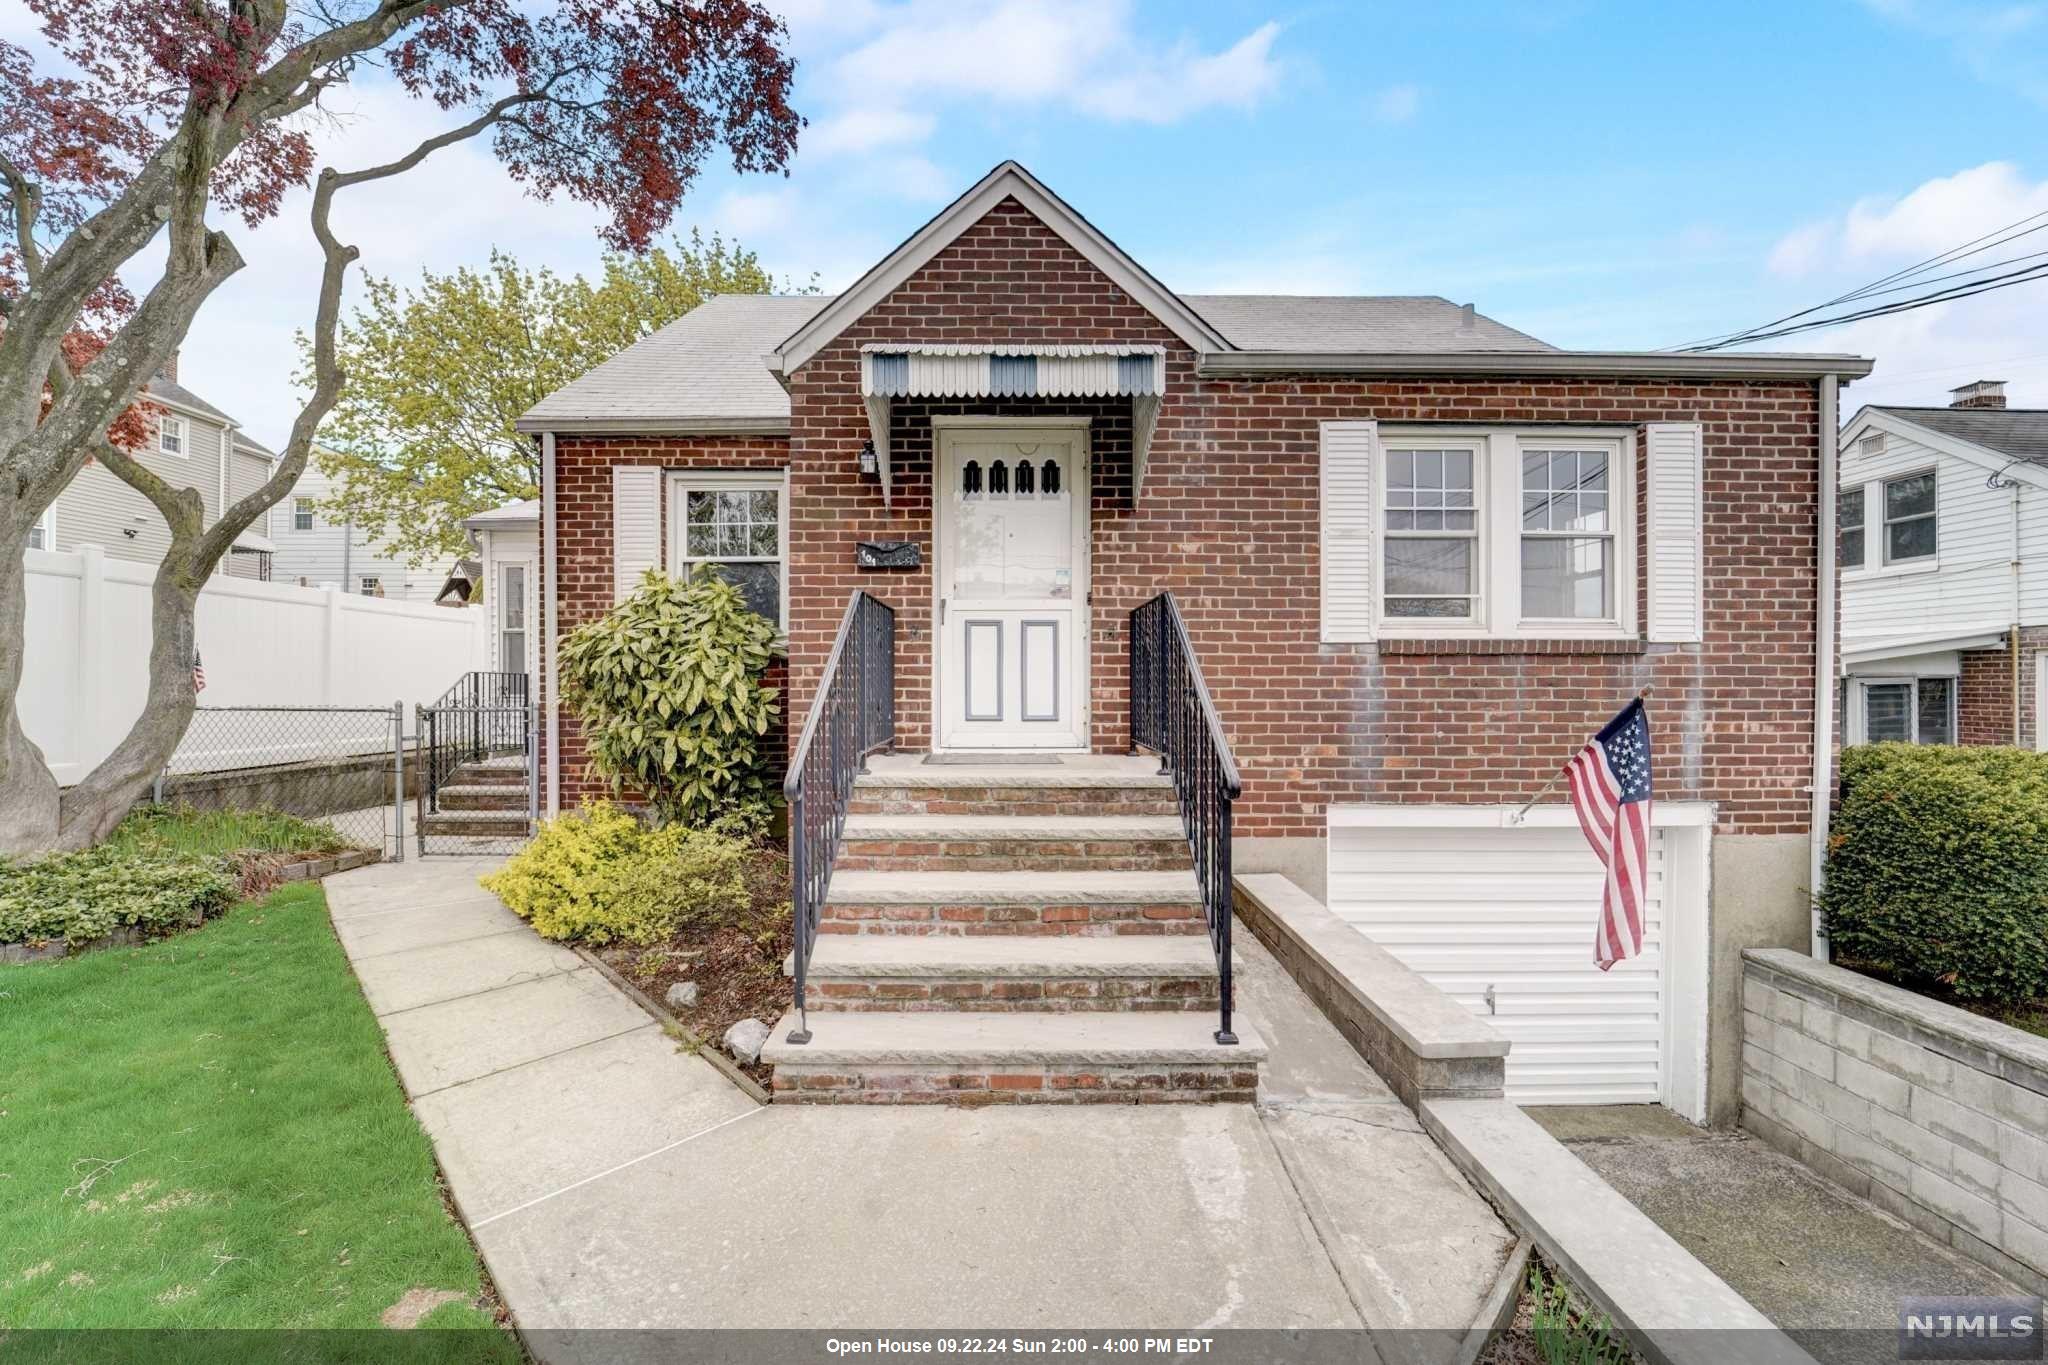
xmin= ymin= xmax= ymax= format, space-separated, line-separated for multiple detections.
xmin=595 ymin=842 xmax=793 ymax=1086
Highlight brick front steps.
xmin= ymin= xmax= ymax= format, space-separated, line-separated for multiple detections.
xmin=797 ymin=933 xmax=1221 ymax=1012
xmin=820 ymin=869 xmax=1207 ymax=937
xmin=763 ymin=1011 xmax=1265 ymax=1104
xmin=836 ymin=814 xmax=1189 ymax=871
xmin=767 ymin=756 xmax=1261 ymax=1105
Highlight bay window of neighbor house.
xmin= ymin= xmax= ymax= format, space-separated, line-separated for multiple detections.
xmin=668 ymin=472 xmax=787 ymax=628
xmin=1856 ymin=676 xmax=1955 ymax=744
xmin=1378 ymin=430 xmax=1633 ymax=638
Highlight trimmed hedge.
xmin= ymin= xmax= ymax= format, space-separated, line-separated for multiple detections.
xmin=1821 ymin=743 xmax=2048 ymax=1003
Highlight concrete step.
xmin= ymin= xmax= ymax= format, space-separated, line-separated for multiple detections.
xmin=821 ymin=869 xmax=1206 ymax=937
xmin=837 ymin=813 xmax=1189 ymax=872
xmin=420 ymin=809 xmax=532 ymax=838
xmin=764 ymin=1009 xmax=1264 ymax=1105
xmin=793 ymin=933 xmax=1223 ymax=1013
xmin=448 ymin=760 xmax=529 ymax=787
xmin=435 ymin=783 xmax=530 ymax=812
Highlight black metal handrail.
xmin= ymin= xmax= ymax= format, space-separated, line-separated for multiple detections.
xmin=1130 ymin=592 xmax=1243 ymax=1045
xmin=420 ymin=671 xmax=529 ymax=814
xmin=785 ymin=592 xmax=896 ymax=1044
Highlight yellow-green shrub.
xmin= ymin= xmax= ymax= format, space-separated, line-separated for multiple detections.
xmin=481 ymin=802 xmax=749 ymax=946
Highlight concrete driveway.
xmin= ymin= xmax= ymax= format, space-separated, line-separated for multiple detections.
xmin=326 ymin=858 xmax=1514 ymax=1354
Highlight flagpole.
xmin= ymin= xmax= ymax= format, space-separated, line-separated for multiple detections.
xmin=1506 ymin=685 xmax=1653 ymax=825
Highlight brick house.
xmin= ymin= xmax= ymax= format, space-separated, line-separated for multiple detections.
xmin=1839 ymin=382 xmax=2048 ymax=751
xmin=518 ymin=163 xmax=1871 ymax=1122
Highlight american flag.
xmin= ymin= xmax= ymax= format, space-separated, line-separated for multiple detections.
xmin=191 ymin=649 xmax=206 ymax=695
xmin=1563 ymin=696 xmax=1652 ymax=971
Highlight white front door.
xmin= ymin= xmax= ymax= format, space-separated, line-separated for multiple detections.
xmin=935 ymin=426 xmax=1089 ymax=750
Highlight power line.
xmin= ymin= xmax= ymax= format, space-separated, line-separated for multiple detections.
xmin=1674 ymin=203 xmax=2048 ymax=352
xmin=1691 ymin=257 xmax=2048 ymax=349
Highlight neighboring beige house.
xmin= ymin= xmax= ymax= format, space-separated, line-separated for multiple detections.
xmin=31 ymin=355 xmax=279 ymax=579
xmin=266 ymin=448 xmax=449 ymax=600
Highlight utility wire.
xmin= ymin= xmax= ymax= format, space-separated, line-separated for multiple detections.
xmin=1676 ymin=204 xmax=2048 ymax=352
xmin=1694 ymin=258 xmax=2048 ymax=348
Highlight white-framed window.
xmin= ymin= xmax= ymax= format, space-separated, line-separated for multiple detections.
xmin=667 ymin=470 xmax=788 ymax=628
xmin=499 ymin=563 xmax=529 ymax=673
xmin=1881 ymin=470 xmax=1937 ymax=565
xmin=25 ymin=505 xmax=54 ymax=552
xmin=158 ymin=414 xmax=187 ymax=457
xmin=293 ymin=498 xmax=315 ymax=532
xmin=360 ymin=576 xmax=381 ymax=596
xmin=1851 ymin=675 xmax=1955 ymax=745
xmin=1374 ymin=428 xmax=1636 ymax=640
xmin=1840 ymin=467 xmax=1938 ymax=573
xmin=1838 ymin=486 xmax=1865 ymax=567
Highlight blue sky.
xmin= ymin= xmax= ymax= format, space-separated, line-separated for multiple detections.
xmin=11 ymin=0 xmax=2048 ymax=446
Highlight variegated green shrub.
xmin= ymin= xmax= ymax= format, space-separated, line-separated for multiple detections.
xmin=556 ymin=566 xmax=781 ymax=827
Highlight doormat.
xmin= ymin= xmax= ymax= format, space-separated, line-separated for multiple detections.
xmin=921 ymin=753 xmax=1063 ymax=766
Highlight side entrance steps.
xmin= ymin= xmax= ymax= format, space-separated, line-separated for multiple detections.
xmin=419 ymin=757 xmax=533 ymax=840
xmin=764 ymin=757 xmax=1265 ymax=1104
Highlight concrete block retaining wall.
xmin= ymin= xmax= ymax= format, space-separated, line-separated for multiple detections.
xmin=1742 ymin=948 xmax=2048 ymax=1293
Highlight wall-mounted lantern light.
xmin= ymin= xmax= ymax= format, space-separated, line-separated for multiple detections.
xmin=859 ymin=439 xmax=878 ymax=477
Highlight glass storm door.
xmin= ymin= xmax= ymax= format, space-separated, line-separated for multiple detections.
xmin=936 ymin=430 xmax=1088 ymax=749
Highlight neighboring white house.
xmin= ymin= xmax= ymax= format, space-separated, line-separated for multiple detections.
xmin=33 ymin=355 xmax=279 ymax=579
xmin=1839 ymin=380 xmax=2048 ymax=750
xmin=266 ymin=450 xmax=449 ymax=600
xmin=462 ymin=498 xmax=538 ymax=686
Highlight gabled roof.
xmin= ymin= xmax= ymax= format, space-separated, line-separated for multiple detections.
xmin=144 ymin=375 xmax=234 ymax=426
xmin=1864 ymin=405 xmax=2048 ymax=466
xmin=515 ymin=295 xmax=827 ymax=435
xmin=770 ymin=161 xmax=1234 ymax=373
xmin=1182 ymin=295 xmax=1552 ymax=353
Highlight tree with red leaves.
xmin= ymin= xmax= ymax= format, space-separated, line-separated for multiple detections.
xmin=0 ymin=0 xmax=801 ymax=853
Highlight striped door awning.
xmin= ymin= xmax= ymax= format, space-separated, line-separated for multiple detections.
xmin=858 ymin=345 xmax=1166 ymax=507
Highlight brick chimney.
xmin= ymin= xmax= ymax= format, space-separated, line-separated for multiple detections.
xmin=155 ymin=349 xmax=178 ymax=384
xmin=1949 ymin=378 xmax=2006 ymax=409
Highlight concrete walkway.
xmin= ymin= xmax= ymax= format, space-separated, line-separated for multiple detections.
xmin=327 ymin=858 xmax=1514 ymax=1354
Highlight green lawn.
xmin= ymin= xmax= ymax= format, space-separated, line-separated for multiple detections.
xmin=0 ymin=881 xmax=517 ymax=1359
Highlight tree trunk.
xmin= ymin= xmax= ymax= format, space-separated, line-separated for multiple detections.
xmin=0 ymin=536 xmax=62 ymax=852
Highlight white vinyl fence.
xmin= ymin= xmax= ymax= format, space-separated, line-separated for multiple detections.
xmin=20 ymin=543 xmax=490 ymax=785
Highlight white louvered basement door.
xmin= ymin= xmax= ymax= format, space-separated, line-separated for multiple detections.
xmin=1328 ymin=820 xmax=1667 ymax=1104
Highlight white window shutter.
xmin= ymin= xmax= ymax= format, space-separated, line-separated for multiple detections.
xmin=1645 ymin=422 xmax=1705 ymax=643
xmin=1321 ymin=420 xmax=1378 ymax=643
xmin=612 ymin=465 xmax=661 ymax=601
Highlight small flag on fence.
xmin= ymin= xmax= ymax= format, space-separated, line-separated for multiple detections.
xmin=1563 ymin=695 xmax=1653 ymax=971
xmin=191 ymin=649 xmax=206 ymax=695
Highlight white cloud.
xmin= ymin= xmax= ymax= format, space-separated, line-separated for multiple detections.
xmin=1370 ymin=84 xmax=1421 ymax=125
xmin=805 ymin=107 xmax=937 ymax=157
xmin=1752 ymin=162 xmax=2048 ymax=408
xmin=825 ymin=2 xmax=1283 ymax=124
xmin=1857 ymin=0 xmax=2048 ymax=105
xmin=1768 ymin=162 xmax=2048 ymax=277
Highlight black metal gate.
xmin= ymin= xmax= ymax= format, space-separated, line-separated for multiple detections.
xmin=415 ymin=671 xmax=536 ymax=855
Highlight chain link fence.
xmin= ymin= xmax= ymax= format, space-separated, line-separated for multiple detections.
xmin=160 ymin=704 xmax=407 ymax=861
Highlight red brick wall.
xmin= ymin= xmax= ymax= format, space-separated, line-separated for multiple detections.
xmin=544 ymin=197 xmax=1829 ymax=840
xmin=542 ymin=434 xmax=790 ymax=810
xmin=1956 ymin=630 xmax=2042 ymax=747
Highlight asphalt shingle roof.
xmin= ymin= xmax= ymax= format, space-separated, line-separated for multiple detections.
xmin=145 ymin=374 xmax=235 ymax=425
xmin=518 ymin=294 xmax=829 ymax=430
xmin=518 ymin=292 xmax=1558 ymax=428
xmin=1182 ymin=294 xmax=1554 ymax=353
xmin=1871 ymin=406 xmax=2048 ymax=466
